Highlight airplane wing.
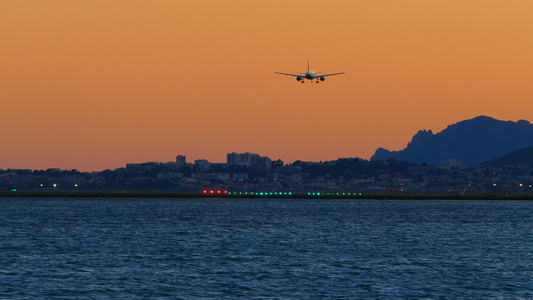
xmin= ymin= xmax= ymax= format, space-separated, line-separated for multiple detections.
xmin=317 ymin=72 xmax=345 ymax=77
xmin=275 ymin=72 xmax=302 ymax=77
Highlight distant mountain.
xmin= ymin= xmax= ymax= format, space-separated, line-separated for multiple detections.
xmin=486 ymin=147 xmax=533 ymax=166
xmin=371 ymin=116 xmax=533 ymax=167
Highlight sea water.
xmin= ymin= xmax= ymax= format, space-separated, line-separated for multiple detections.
xmin=1 ymin=198 xmax=532 ymax=299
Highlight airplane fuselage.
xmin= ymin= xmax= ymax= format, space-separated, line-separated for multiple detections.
xmin=275 ymin=61 xmax=344 ymax=83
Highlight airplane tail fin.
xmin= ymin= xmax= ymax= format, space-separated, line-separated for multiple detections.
xmin=307 ymin=60 xmax=310 ymax=72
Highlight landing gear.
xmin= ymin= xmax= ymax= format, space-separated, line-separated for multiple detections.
xmin=316 ymin=80 xmax=320 ymax=84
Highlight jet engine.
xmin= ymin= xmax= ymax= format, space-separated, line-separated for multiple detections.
xmin=296 ymin=77 xmax=302 ymax=81
xmin=320 ymin=77 xmax=325 ymax=81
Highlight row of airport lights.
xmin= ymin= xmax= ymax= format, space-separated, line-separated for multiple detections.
xmin=203 ymin=191 xmax=364 ymax=196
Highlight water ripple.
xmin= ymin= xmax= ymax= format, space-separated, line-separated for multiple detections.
xmin=0 ymin=198 xmax=532 ymax=298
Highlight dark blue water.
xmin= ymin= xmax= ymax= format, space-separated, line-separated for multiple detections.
xmin=1 ymin=198 xmax=532 ymax=299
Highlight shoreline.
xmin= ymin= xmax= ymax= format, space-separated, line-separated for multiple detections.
xmin=2 ymin=190 xmax=533 ymax=200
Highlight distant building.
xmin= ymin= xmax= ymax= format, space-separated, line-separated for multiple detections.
xmin=227 ymin=152 xmax=272 ymax=172
xmin=442 ymin=159 xmax=463 ymax=169
xmin=176 ymin=155 xmax=186 ymax=165
xmin=194 ymin=159 xmax=211 ymax=172
xmin=126 ymin=162 xmax=159 ymax=172
xmin=227 ymin=152 xmax=254 ymax=167
xmin=251 ymin=155 xmax=272 ymax=173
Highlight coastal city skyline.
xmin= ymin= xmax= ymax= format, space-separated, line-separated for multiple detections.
xmin=3 ymin=149 xmax=533 ymax=194
xmin=2 ymin=1 xmax=533 ymax=171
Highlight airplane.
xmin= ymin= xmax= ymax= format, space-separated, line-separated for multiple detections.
xmin=275 ymin=61 xmax=345 ymax=83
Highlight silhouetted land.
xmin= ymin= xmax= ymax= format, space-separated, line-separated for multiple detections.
xmin=2 ymin=155 xmax=533 ymax=194
xmin=372 ymin=115 xmax=533 ymax=166
xmin=2 ymin=190 xmax=533 ymax=200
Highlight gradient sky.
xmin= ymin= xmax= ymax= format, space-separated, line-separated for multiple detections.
xmin=2 ymin=1 xmax=533 ymax=171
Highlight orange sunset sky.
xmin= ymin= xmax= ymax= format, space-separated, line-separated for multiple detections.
xmin=2 ymin=1 xmax=533 ymax=171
